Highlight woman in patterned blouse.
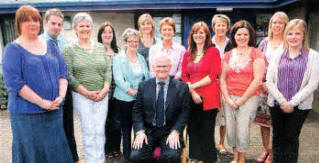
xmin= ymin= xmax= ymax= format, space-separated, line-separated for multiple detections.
xmin=220 ymin=20 xmax=265 ymax=163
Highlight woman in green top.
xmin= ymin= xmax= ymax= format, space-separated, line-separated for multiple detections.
xmin=63 ymin=13 xmax=111 ymax=163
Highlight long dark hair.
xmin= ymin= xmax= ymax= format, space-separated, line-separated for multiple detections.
xmin=97 ymin=21 xmax=119 ymax=53
xmin=187 ymin=21 xmax=213 ymax=61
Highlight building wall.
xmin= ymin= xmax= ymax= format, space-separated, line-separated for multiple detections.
xmin=308 ymin=11 xmax=319 ymax=51
xmin=59 ymin=11 xmax=135 ymax=49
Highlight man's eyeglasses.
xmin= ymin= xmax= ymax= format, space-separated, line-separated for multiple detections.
xmin=127 ymin=40 xmax=139 ymax=44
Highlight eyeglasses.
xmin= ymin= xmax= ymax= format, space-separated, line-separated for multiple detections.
xmin=155 ymin=65 xmax=170 ymax=69
xmin=127 ymin=40 xmax=139 ymax=44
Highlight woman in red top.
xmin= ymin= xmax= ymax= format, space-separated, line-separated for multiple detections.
xmin=220 ymin=20 xmax=265 ymax=163
xmin=182 ymin=21 xmax=221 ymax=163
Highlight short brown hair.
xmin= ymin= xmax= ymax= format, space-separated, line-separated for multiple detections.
xmin=211 ymin=14 xmax=231 ymax=31
xmin=230 ymin=20 xmax=256 ymax=47
xmin=160 ymin=17 xmax=176 ymax=33
xmin=138 ymin=13 xmax=155 ymax=37
xmin=44 ymin=8 xmax=64 ymax=22
xmin=15 ymin=5 xmax=42 ymax=36
xmin=187 ymin=21 xmax=213 ymax=60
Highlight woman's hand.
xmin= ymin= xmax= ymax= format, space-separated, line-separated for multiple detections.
xmin=86 ymin=91 xmax=99 ymax=101
xmin=127 ymin=88 xmax=137 ymax=96
xmin=234 ymin=97 xmax=245 ymax=108
xmin=280 ymin=101 xmax=294 ymax=113
xmin=191 ymin=92 xmax=202 ymax=104
xmin=187 ymin=82 xmax=194 ymax=93
xmin=226 ymin=97 xmax=238 ymax=110
xmin=52 ymin=96 xmax=64 ymax=108
xmin=261 ymin=83 xmax=268 ymax=94
xmin=39 ymin=99 xmax=59 ymax=110
xmin=96 ymin=89 xmax=109 ymax=102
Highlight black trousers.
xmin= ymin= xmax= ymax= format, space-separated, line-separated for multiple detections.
xmin=188 ymin=105 xmax=218 ymax=163
xmin=270 ymin=105 xmax=309 ymax=163
xmin=114 ymin=99 xmax=135 ymax=160
xmin=104 ymin=98 xmax=121 ymax=154
xmin=130 ymin=127 xmax=182 ymax=163
xmin=63 ymin=87 xmax=79 ymax=161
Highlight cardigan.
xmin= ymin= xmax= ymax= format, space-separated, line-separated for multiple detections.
xmin=266 ymin=48 xmax=319 ymax=110
xmin=182 ymin=47 xmax=221 ymax=110
xmin=2 ymin=41 xmax=68 ymax=113
xmin=63 ymin=42 xmax=112 ymax=91
xmin=113 ymin=50 xmax=150 ymax=102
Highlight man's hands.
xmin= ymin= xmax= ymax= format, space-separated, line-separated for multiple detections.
xmin=132 ymin=130 xmax=181 ymax=150
xmin=166 ymin=130 xmax=180 ymax=150
xmin=132 ymin=131 xmax=148 ymax=150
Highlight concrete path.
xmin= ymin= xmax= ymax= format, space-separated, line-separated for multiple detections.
xmin=1 ymin=109 xmax=318 ymax=163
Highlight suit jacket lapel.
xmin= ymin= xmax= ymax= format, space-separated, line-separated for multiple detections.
xmin=150 ymin=79 xmax=157 ymax=112
xmin=165 ymin=78 xmax=176 ymax=112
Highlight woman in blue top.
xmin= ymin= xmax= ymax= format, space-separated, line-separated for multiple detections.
xmin=1 ymin=5 xmax=73 ymax=163
xmin=113 ymin=28 xmax=150 ymax=161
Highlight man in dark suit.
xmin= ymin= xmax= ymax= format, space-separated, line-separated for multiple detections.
xmin=130 ymin=56 xmax=191 ymax=163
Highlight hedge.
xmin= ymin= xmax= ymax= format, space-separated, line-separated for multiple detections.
xmin=0 ymin=66 xmax=8 ymax=110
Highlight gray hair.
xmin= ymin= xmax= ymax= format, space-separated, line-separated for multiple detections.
xmin=152 ymin=54 xmax=172 ymax=67
xmin=122 ymin=28 xmax=140 ymax=43
xmin=72 ymin=12 xmax=93 ymax=29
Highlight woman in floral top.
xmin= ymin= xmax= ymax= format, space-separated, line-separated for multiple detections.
xmin=220 ymin=20 xmax=265 ymax=163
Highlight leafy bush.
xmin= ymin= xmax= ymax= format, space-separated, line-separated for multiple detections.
xmin=0 ymin=66 xmax=8 ymax=110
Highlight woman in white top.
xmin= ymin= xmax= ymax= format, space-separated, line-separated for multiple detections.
xmin=266 ymin=19 xmax=319 ymax=163
xmin=149 ymin=17 xmax=186 ymax=80
xmin=254 ymin=12 xmax=289 ymax=163
xmin=211 ymin=14 xmax=233 ymax=154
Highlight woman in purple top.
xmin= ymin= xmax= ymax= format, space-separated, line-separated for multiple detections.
xmin=266 ymin=19 xmax=319 ymax=163
xmin=254 ymin=11 xmax=289 ymax=163
xmin=1 ymin=5 xmax=72 ymax=163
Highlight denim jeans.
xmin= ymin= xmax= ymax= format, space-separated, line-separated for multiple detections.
xmin=72 ymin=91 xmax=108 ymax=163
xmin=10 ymin=109 xmax=73 ymax=163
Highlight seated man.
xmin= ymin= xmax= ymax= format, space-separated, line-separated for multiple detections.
xmin=130 ymin=55 xmax=191 ymax=163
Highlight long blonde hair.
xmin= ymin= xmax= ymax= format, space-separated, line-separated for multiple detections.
xmin=138 ymin=13 xmax=155 ymax=38
xmin=268 ymin=11 xmax=289 ymax=41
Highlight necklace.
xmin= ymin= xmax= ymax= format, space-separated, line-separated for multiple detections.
xmin=237 ymin=47 xmax=250 ymax=56
xmin=196 ymin=51 xmax=204 ymax=56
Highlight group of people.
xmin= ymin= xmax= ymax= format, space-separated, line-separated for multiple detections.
xmin=2 ymin=4 xmax=319 ymax=163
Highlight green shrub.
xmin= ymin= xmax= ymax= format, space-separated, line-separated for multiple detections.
xmin=0 ymin=66 xmax=8 ymax=110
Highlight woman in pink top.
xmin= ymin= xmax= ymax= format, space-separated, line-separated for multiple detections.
xmin=220 ymin=20 xmax=265 ymax=163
